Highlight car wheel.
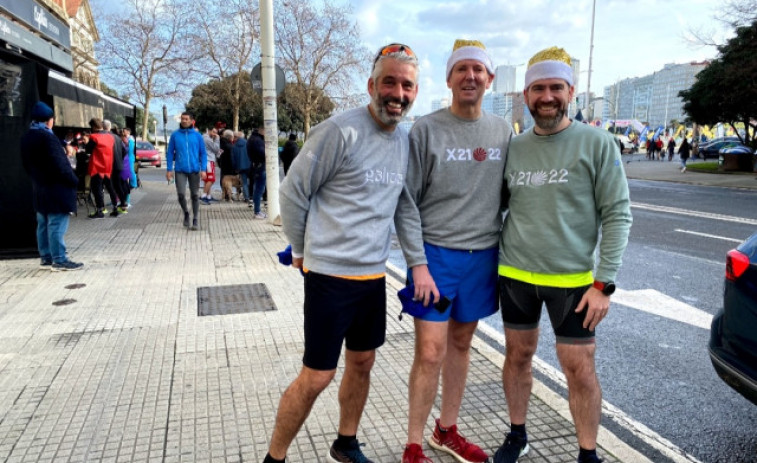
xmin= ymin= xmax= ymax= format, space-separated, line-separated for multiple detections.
xmin=157 ymin=162 xmax=161 ymax=168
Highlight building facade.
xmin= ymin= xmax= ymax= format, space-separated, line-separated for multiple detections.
xmin=602 ymin=61 xmax=707 ymax=127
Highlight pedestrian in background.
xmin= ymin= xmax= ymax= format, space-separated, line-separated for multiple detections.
xmin=667 ymin=137 xmax=676 ymax=162
xmin=231 ymin=131 xmax=250 ymax=203
xmin=280 ymin=133 xmax=299 ymax=175
xmin=246 ymin=127 xmax=267 ymax=218
xmin=219 ymin=129 xmax=236 ymax=201
xmin=201 ymin=126 xmax=221 ymax=204
xmin=166 ymin=111 xmax=208 ymax=230
xmin=678 ymin=138 xmax=691 ymax=173
xmin=20 ymin=102 xmax=83 ymax=271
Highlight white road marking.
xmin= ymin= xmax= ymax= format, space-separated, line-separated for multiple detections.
xmin=674 ymin=229 xmax=744 ymax=243
xmin=476 ymin=322 xmax=702 ymax=463
xmin=612 ymin=289 xmax=713 ymax=330
xmin=631 ymin=202 xmax=757 ymax=225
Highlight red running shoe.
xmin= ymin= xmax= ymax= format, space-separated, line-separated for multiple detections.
xmin=402 ymin=443 xmax=433 ymax=463
xmin=427 ymin=419 xmax=490 ymax=463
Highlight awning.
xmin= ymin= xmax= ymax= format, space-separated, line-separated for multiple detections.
xmin=47 ymin=71 xmax=135 ymax=127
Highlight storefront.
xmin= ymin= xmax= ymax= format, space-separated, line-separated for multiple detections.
xmin=0 ymin=1 xmax=134 ymax=258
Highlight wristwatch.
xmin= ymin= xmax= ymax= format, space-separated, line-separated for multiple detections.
xmin=592 ymin=280 xmax=616 ymax=296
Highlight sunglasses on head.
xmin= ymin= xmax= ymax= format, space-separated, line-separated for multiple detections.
xmin=374 ymin=43 xmax=415 ymax=65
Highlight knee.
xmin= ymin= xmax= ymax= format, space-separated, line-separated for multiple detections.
xmin=415 ymin=339 xmax=446 ymax=370
xmin=448 ymin=322 xmax=477 ymax=353
xmin=346 ymin=351 xmax=375 ymax=376
xmin=298 ymin=368 xmax=336 ymax=397
xmin=505 ymin=341 xmax=537 ymax=368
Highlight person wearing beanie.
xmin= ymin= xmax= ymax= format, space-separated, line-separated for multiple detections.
xmin=20 ymin=102 xmax=83 ymax=271
xmin=395 ymin=38 xmax=512 ymax=463
xmin=263 ymin=42 xmax=418 ymax=463
xmin=493 ymin=46 xmax=632 ymax=463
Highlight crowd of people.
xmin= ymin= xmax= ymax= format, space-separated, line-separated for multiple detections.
xmin=22 ymin=39 xmax=635 ymax=463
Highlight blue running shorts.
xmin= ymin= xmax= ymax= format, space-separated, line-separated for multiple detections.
xmin=407 ymin=243 xmax=499 ymax=323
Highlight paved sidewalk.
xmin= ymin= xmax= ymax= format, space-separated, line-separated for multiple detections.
xmin=623 ymin=153 xmax=757 ymax=190
xmin=0 ymin=181 xmax=650 ymax=463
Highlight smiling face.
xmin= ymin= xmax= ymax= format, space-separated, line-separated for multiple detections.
xmin=367 ymin=57 xmax=419 ymax=131
xmin=447 ymin=59 xmax=494 ymax=110
xmin=525 ymin=78 xmax=574 ymax=135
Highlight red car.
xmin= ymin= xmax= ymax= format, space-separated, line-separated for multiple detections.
xmin=136 ymin=140 xmax=161 ymax=167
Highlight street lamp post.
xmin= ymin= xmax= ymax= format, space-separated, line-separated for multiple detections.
xmin=585 ymin=0 xmax=596 ymax=120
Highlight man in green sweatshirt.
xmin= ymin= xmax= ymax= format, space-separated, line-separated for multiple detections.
xmin=262 ymin=43 xmax=419 ymax=463
xmin=493 ymin=47 xmax=632 ymax=463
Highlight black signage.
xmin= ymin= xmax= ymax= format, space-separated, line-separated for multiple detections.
xmin=0 ymin=0 xmax=71 ymax=50
xmin=0 ymin=15 xmax=73 ymax=72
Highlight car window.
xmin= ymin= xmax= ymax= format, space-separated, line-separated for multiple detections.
xmin=136 ymin=142 xmax=154 ymax=150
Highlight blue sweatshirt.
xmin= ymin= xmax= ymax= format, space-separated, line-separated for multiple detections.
xmin=167 ymin=127 xmax=207 ymax=173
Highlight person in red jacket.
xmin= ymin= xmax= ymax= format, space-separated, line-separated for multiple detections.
xmin=86 ymin=118 xmax=119 ymax=218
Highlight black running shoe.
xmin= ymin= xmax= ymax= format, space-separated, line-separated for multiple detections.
xmin=326 ymin=440 xmax=373 ymax=463
xmin=183 ymin=212 xmax=190 ymax=228
xmin=52 ymin=260 xmax=84 ymax=271
xmin=493 ymin=432 xmax=529 ymax=463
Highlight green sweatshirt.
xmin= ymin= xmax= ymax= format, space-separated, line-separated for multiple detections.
xmin=499 ymin=121 xmax=632 ymax=283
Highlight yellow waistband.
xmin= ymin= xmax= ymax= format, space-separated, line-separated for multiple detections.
xmin=498 ymin=265 xmax=593 ymax=288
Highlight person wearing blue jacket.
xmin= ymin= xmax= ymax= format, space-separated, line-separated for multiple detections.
xmin=166 ymin=112 xmax=207 ymax=230
xmin=230 ymin=132 xmax=251 ymax=202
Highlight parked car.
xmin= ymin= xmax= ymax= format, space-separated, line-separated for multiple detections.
xmin=136 ymin=140 xmax=161 ymax=167
xmin=709 ymin=231 xmax=757 ymax=406
xmin=697 ymin=137 xmax=749 ymax=159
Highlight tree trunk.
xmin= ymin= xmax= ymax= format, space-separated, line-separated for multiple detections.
xmin=142 ymin=99 xmax=151 ymax=141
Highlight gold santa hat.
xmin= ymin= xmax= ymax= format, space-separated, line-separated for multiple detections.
xmin=524 ymin=46 xmax=573 ymax=89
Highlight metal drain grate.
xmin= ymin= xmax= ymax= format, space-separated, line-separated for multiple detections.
xmin=197 ymin=283 xmax=277 ymax=316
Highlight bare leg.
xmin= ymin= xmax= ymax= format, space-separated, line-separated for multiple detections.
xmin=502 ymin=328 xmax=539 ymax=425
xmin=407 ymin=319 xmax=448 ymax=444
xmin=268 ymin=366 xmax=335 ymax=459
xmin=556 ymin=343 xmax=601 ymax=449
xmin=337 ymin=349 xmax=376 ymax=435
xmin=439 ymin=319 xmax=478 ymax=427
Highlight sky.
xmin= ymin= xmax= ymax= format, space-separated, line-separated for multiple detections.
xmin=90 ymin=0 xmax=732 ymax=119
xmin=348 ymin=0 xmax=730 ymax=116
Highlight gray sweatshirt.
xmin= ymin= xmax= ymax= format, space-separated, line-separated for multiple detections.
xmin=394 ymin=108 xmax=513 ymax=267
xmin=280 ymin=106 xmax=409 ymax=276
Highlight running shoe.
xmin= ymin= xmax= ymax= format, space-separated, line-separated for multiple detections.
xmin=52 ymin=260 xmax=84 ymax=271
xmin=402 ymin=443 xmax=433 ymax=463
xmin=428 ymin=419 xmax=489 ymax=463
xmin=326 ymin=439 xmax=374 ymax=463
xmin=493 ymin=432 xmax=529 ymax=463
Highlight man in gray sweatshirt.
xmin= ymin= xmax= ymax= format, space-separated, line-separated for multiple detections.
xmin=395 ymin=39 xmax=513 ymax=463
xmin=262 ymin=43 xmax=419 ymax=463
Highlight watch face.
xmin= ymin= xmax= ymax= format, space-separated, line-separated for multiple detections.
xmin=603 ymin=282 xmax=616 ymax=295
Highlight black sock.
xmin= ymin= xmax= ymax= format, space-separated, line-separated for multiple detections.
xmin=578 ymin=447 xmax=597 ymax=462
xmin=510 ymin=423 xmax=527 ymax=438
xmin=263 ymin=453 xmax=285 ymax=463
xmin=335 ymin=433 xmax=357 ymax=449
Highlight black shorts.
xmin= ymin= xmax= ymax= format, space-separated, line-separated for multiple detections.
xmin=303 ymin=272 xmax=386 ymax=370
xmin=498 ymin=276 xmax=595 ymax=344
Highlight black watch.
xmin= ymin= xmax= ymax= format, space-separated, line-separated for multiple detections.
xmin=592 ymin=280 xmax=616 ymax=296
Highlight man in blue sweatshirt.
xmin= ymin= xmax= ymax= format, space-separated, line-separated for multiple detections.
xmin=166 ymin=112 xmax=208 ymax=230
xmin=262 ymin=43 xmax=419 ymax=463
xmin=493 ymin=47 xmax=632 ymax=463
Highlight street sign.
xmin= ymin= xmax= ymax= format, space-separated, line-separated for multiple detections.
xmin=250 ymin=63 xmax=286 ymax=96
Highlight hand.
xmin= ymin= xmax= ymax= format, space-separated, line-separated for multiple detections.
xmin=411 ymin=264 xmax=440 ymax=307
xmin=166 ymin=171 xmax=173 ymax=182
xmin=201 ymin=171 xmax=207 ymax=181
xmin=575 ymin=287 xmax=610 ymax=331
xmin=292 ymin=257 xmax=304 ymax=269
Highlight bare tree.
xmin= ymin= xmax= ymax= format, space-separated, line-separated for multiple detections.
xmin=274 ymin=0 xmax=371 ymax=138
xmin=186 ymin=0 xmax=259 ymax=131
xmin=94 ymin=0 xmax=197 ymax=140
xmin=687 ymin=0 xmax=757 ymax=47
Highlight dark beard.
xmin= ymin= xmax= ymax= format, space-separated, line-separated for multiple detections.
xmin=530 ymin=104 xmax=566 ymax=132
